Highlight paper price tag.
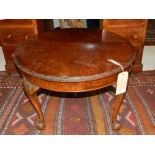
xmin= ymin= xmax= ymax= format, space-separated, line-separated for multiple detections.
xmin=116 ymin=71 xmax=129 ymax=95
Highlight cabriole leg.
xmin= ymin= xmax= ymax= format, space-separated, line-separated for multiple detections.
xmin=22 ymin=78 xmax=45 ymax=130
xmin=112 ymin=93 xmax=125 ymax=130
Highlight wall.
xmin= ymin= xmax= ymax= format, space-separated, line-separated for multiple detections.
xmin=0 ymin=47 xmax=6 ymax=71
xmin=142 ymin=46 xmax=155 ymax=70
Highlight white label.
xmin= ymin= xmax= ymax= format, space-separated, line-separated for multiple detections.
xmin=116 ymin=71 xmax=129 ymax=95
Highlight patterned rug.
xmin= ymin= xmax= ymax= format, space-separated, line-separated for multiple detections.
xmin=0 ymin=71 xmax=155 ymax=135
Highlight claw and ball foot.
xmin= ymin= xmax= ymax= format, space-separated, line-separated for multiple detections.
xmin=36 ymin=121 xmax=46 ymax=130
xmin=112 ymin=122 xmax=121 ymax=131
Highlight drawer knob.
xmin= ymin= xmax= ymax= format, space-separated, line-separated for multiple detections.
xmin=132 ymin=34 xmax=138 ymax=39
xmin=25 ymin=35 xmax=29 ymax=40
xmin=7 ymin=34 xmax=12 ymax=39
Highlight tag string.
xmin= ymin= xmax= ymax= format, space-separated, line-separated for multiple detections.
xmin=107 ymin=59 xmax=124 ymax=72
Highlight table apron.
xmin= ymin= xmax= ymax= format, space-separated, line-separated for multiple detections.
xmin=21 ymin=71 xmax=118 ymax=93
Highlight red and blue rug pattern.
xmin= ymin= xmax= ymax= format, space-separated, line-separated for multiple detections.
xmin=0 ymin=71 xmax=155 ymax=135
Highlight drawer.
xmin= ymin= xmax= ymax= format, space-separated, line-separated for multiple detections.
xmin=0 ymin=28 xmax=35 ymax=45
xmin=104 ymin=19 xmax=147 ymax=28
xmin=0 ymin=19 xmax=33 ymax=25
xmin=106 ymin=27 xmax=146 ymax=45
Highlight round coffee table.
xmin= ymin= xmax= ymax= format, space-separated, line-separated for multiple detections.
xmin=13 ymin=29 xmax=136 ymax=130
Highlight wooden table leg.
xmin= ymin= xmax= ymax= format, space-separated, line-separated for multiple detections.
xmin=22 ymin=78 xmax=45 ymax=130
xmin=112 ymin=93 xmax=125 ymax=130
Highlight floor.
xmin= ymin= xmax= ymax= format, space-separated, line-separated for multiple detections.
xmin=0 ymin=46 xmax=155 ymax=71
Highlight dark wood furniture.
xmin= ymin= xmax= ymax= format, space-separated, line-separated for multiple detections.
xmin=145 ymin=19 xmax=155 ymax=45
xmin=103 ymin=19 xmax=148 ymax=73
xmin=0 ymin=19 xmax=48 ymax=73
xmin=13 ymin=29 xmax=136 ymax=130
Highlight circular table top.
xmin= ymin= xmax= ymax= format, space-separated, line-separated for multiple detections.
xmin=13 ymin=29 xmax=136 ymax=82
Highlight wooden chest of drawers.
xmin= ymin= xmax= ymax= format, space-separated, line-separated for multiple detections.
xmin=103 ymin=19 xmax=148 ymax=73
xmin=0 ymin=19 xmax=46 ymax=73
